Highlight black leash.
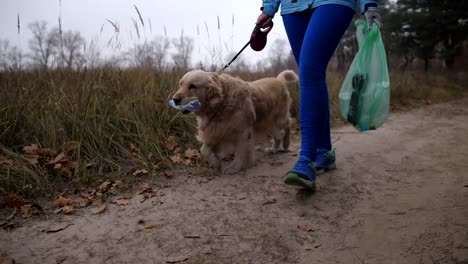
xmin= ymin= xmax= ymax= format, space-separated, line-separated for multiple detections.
xmin=218 ymin=39 xmax=252 ymax=74
xmin=218 ymin=20 xmax=273 ymax=73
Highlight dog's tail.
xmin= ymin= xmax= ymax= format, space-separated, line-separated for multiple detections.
xmin=277 ymin=70 xmax=298 ymax=83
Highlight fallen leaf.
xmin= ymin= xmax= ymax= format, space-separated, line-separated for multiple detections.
xmin=184 ymin=148 xmax=200 ymax=159
xmin=163 ymin=171 xmax=174 ymax=178
xmin=21 ymin=204 xmax=33 ymax=218
xmin=63 ymin=141 xmax=80 ymax=152
xmin=58 ymin=165 xmax=74 ymax=178
xmin=133 ymin=169 xmax=149 ymax=177
xmin=62 ymin=206 xmax=74 ymax=214
xmin=37 ymin=147 xmax=57 ymax=157
xmin=26 ymin=155 xmax=40 ymax=165
xmin=165 ymin=136 xmax=177 ymax=151
xmin=98 ymin=180 xmax=113 ymax=193
xmin=112 ymin=198 xmax=129 ymax=206
xmin=2 ymin=197 xmax=29 ymax=208
xmin=170 ymin=153 xmax=182 ymax=163
xmin=49 ymin=152 xmax=67 ymax=165
xmin=53 ymin=208 xmax=63 ymax=214
xmin=166 ymin=256 xmax=188 ymax=263
xmin=0 ymin=159 xmax=14 ymax=166
xmin=152 ymin=200 xmax=163 ymax=206
xmin=54 ymin=196 xmax=71 ymax=207
xmin=138 ymin=183 xmax=152 ymax=194
xmin=129 ymin=142 xmax=137 ymax=152
xmin=92 ymin=204 xmax=107 ymax=215
xmin=182 ymin=158 xmax=192 ymax=166
xmin=140 ymin=193 xmax=155 ymax=203
xmin=297 ymin=224 xmax=315 ymax=232
xmin=54 ymin=163 xmax=63 ymax=170
xmin=23 ymin=144 xmax=39 ymax=155
xmin=147 ymin=152 xmax=153 ymax=160
xmin=74 ymin=197 xmax=90 ymax=208
xmin=46 ymin=222 xmax=70 ymax=233
xmin=129 ymin=142 xmax=138 ymax=156
xmin=63 ymin=160 xmax=77 ymax=169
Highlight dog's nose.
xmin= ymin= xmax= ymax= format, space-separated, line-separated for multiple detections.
xmin=172 ymin=96 xmax=182 ymax=105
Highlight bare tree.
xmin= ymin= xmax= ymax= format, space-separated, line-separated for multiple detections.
xmin=0 ymin=39 xmax=10 ymax=70
xmin=125 ymin=42 xmax=156 ymax=68
xmin=268 ymin=38 xmax=289 ymax=74
xmin=28 ymin=21 xmax=57 ymax=68
xmin=171 ymin=31 xmax=194 ymax=70
xmin=124 ymin=36 xmax=170 ymax=69
xmin=0 ymin=39 xmax=23 ymax=71
xmin=223 ymin=51 xmax=250 ymax=72
xmin=82 ymin=40 xmax=101 ymax=68
xmin=59 ymin=30 xmax=86 ymax=69
xmin=7 ymin=46 xmax=23 ymax=70
xmin=153 ymin=36 xmax=171 ymax=70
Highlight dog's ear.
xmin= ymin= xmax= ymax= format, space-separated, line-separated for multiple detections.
xmin=205 ymin=73 xmax=224 ymax=108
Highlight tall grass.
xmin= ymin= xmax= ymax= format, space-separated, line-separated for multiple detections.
xmin=0 ymin=68 xmax=196 ymax=198
xmin=0 ymin=67 xmax=465 ymax=199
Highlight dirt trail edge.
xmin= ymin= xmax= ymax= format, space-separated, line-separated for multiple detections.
xmin=2 ymin=98 xmax=468 ymax=264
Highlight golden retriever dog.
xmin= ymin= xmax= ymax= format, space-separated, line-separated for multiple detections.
xmin=172 ymin=70 xmax=297 ymax=174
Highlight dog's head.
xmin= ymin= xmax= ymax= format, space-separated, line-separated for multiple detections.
xmin=172 ymin=70 xmax=224 ymax=114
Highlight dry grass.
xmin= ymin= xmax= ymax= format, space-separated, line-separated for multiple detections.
xmin=0 ymin=68 xmax=196 ymax=199
xmin=0 ymin=67 xmax=465 ymax=199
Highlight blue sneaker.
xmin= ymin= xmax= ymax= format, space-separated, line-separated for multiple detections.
xmin=315 ymin=149 xmax=336 ymax=174
xmin=284 ymin=155 xmax=316 ymax=190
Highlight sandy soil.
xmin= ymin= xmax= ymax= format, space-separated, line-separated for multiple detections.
xmin=1 ymin=98 xmax=468 ymax=264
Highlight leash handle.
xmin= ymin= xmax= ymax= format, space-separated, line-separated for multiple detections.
xmin=219 ymin=21 xmax=273 ymax=73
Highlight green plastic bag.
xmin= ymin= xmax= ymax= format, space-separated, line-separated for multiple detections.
xmin=339 ymin=19 xmax=390 ymax=132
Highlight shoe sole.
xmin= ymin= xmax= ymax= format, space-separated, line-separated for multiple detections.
xmin=316 ymin=162 xmax=336 ymax=175
xmin=284 ymin=173 xmax=316 ymax=190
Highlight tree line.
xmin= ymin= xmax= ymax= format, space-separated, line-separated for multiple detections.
xmin=0 ymin=20 xmax=195 ymax=71
xmin=1 ymin=0 xmax=467 ymax=72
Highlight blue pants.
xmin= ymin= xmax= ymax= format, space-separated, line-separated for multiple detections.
xmin=283 ymin=4 xmax=354 ymax=161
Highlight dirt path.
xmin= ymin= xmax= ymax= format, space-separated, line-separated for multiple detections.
xmin=2 ymin=98 xmax=468 ymax=264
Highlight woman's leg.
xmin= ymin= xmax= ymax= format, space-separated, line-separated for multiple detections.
xmin=283 ymin=4 xmax=354 ymax=182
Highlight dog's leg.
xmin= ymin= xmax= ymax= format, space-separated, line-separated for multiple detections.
xmin=265 ymin=127 xmax=284 ymax=154
xmin=223 ymin=129 xmax=254 ymax=174
xmin=200 ymin=143 xmax=221 ymax=171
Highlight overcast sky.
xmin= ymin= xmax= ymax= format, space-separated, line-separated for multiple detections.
xmin=1 ymin=0 xmax=289 ymax=67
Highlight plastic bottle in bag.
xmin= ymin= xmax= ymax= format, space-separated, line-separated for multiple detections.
xmin=168 ymin=98 xmax=201 ymax=112
xmin=339 ymin=19 xmax=390 ymax=132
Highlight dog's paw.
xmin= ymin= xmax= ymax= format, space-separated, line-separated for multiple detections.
xmin=222 ymin=162 xmax=243 ymax=175
xmin=264 ymin=147 xmax=279 ymax=155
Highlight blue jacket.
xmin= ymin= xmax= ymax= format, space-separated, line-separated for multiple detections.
xmin=262 ymin=0 xmax=378 ymax=17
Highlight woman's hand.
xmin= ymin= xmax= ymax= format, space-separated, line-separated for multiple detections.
xmin=256 ymin=13 xmax=273 ymax=32
xmin=365 ymin=7 xmax=382 ymax=30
